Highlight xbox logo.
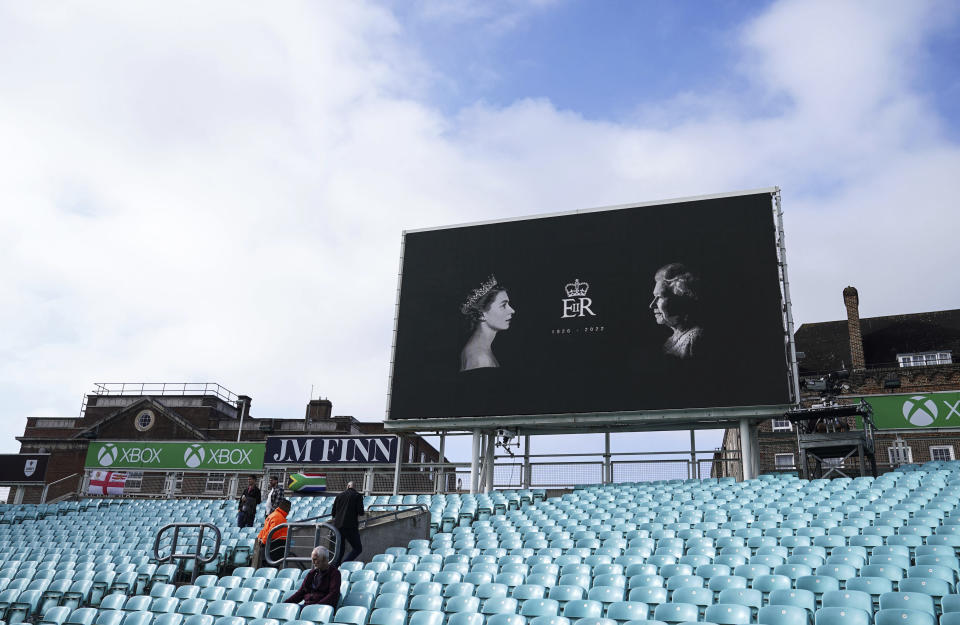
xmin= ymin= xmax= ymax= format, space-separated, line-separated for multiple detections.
xmin=903 ymin=395 xmax=938 ymax=427
xmin=97 ymin=443 xmax=118 ymax=467
xmin=184 ymin=444 xmax=206 ymax=468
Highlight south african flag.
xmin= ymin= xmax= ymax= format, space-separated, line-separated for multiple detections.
xmin=288 ymin=472 xmax=327 ymax=494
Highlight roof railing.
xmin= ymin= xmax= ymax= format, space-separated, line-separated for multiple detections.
xmin=90 ymin=382 xmax=239 ymax=405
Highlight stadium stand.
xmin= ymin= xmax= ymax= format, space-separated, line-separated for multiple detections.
xmin=8 ymin=463 xmax=960 ymax=625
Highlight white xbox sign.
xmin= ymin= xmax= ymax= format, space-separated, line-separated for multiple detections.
xmin=902 ymin=395 xmax=938 ymax=427
xmin=97 ymin=443 xmax=119 ymax=467
xmin=184 ymin=444 xmax=206 ymax=468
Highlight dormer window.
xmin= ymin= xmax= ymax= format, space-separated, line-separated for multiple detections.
xmin=897 ymin=351 xmax=952 ymax=367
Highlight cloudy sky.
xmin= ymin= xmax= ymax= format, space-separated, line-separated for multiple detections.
xmin=1 ymin=0 xmax=959 ymax=465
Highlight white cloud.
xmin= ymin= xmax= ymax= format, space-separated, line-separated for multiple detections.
xmin=0 ymin=0 xmax=957 ymax=465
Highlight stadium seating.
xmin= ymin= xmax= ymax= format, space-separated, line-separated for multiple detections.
xmin=8 ymin=464 xmax=960 ymax=625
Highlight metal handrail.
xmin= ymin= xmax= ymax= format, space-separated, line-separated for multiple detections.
xmin=263 ymin=520 xmax=340 ymax=568
xmin=41 ymin=472 xmax=81 ymax=504
xmin=263 ymin=504 xmax=428 ymax=568
xmin=154 ymin=523 xmax=221 ymax=584
xmin=93 ymin=382 xmax=239 ymax=404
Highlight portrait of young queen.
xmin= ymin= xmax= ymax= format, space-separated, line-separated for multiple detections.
xmin=459 ymin=275 xmax=515 ymax=372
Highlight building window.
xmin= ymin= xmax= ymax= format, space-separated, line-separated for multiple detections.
xmin=930 ymin=446 xmax=955 ymax=462
xmin=204 ymin=473 xmax=226 ymax=494
xmin=888 ymin=445 xmax=914 ymax=465
xmin=34 ymin=419 xmax=75 ymax=428
xmin=134 ymin=410 xmax=155 ymax=432
xmin=775 ymin=454 xmax=795 ymax=470
xmin=898 ymin=351 xmax=952 ymax=367
xmin=771 ymin=419 xmax=792 ymax=432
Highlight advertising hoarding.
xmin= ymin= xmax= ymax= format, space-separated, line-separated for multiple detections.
xmin=0 ymin=454 xmax=49 ymax=484
xmin=265 ymin=435 xmax=399 ymax=464
xmin=388 ymin=190 xmax=792 ymax=421
xmin=85 ymin=441 xmax=264 ymax=471
xmin=856 ymin=392 xmax=960 ymax=430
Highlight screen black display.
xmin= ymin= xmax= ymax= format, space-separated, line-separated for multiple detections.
xmin=388 ymin=192 xmax=791 ymax=420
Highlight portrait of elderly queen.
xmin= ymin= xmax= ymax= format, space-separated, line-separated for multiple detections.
xmin=459 ymin=275 xmax=515 ymax=372
xmin=649 ymin=263 xmax=705 ymax=359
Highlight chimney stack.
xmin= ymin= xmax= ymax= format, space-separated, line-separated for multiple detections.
xmin=843 ymin=286 xmax=865 ymax=370
xmin=305 ymin=399 xmax=333 ymax=422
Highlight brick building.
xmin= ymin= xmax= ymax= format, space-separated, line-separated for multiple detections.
xmin=12 ymin=383 xmax=443 ymax=503
xmin=720 ymin=287 xmax=960 ymax=478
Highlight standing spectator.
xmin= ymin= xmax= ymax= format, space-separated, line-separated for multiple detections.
xmin=331 ymin=481 xmax=364 ymax=564
xmin=266 ymin=475 xmax=284 ymax=514
xmin=285 ymin=547 xmax=340 ymax=607
xmin=257 ymin=499 xmax=290 ymax=563
xmin=238 ymin=475 xmax=261 ymax=528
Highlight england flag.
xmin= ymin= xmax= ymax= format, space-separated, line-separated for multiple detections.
xmin=88 ymin=470 xmax=127 ymax=495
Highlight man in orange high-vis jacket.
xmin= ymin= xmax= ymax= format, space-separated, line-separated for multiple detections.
xmin=258 ymin=499 xmax=290 ymax=563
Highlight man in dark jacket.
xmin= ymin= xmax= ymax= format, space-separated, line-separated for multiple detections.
xmin=331 ymin=481 xmax=365 ymax=564
xmin=285 ymin=547 xmax=341 ymax=607
xmin=237 ymin=475 xmax=261 ymax=528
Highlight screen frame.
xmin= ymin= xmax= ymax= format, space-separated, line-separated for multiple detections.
xmin=385 ymin=187 xmax=800 ymax=432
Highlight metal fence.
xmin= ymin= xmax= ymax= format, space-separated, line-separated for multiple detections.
xmin=72 ymin=450 xmax=745 ymax=501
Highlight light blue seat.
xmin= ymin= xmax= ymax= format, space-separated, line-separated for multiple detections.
xmin=758 ymin=605 xmax=809 ymax=625
xmin=183 ymin=615 xmax=215 ymax=625
xmin=879 ymin=592 xmax=935 ymax=616
xmin=368 ymin=609 xmax=405 ymax=625
xmin=264 ymin=604 xmax=298 ymax=622
xmin=704 ymin=604 xmax=751 ymax=625
xmin=605 ymin=602 xmax=649 ymax=624
xmin=563 ymin=600 xmax=603 ymax=620
xmin=235 ymin=601 xmax=267 ymax=622
xmin=627 ymin=588 xmax=666 ymax=607
xmin=521 ymin=599 xmax=560 ymax=617
xmin=446 ymin=614 xmax=484 ymax=625
xmin=177 ymin=599 xmax=207 ymax=616
xmin=813 ymin=607 xmax=870 ymax=625
xmin=66 ymin=607 xmax=100 ymax=625
xmin=150 ymin=597 xmax=179 ymax=615
xmin=332 ymin=606 xmax=368 ymax=625
xmin=39 ymin=605 xmax=73 ymax=625
xmin=96 ymin=610 xmax=126 ymax=625
xmin=122 ymin=612 xmax=155 ymax=625
xmin=821 ymin=590 xmax=871 ymax=614
xmin=873 ymin=610 xmax=934 ymax=625
xmin=408 ymin=611 xmax=445 ymax=625
xmin=153 ymin=615 xmax=184 ymax=625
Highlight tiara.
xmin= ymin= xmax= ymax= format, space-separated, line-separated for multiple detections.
xmin=460 ymin=275 xmax=498 ymax=314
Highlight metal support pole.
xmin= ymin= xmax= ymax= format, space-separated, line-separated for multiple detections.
xmin=364 ymin=468 xmax=374 ymax=495
xmin=603 ymin=433 xmax=612 ymax=484
xmin=13 ymin=486 xmax=24 ymax=505
xmin=690 ymin=430 xmax=697 ymax=479
xmin=392 ymin=436 xmax=403 ymax=495
xmin=739 ymin=419 xmax=754 ymax=481
xmin=470 ymin=431 xmax=481 ymax=494
xmin=435 ymin=434 xmax=446 ymax=494
xmin=523 ymin=436 xmax=531 ymax=489
xmin=484 ymin=431 xmax=495 ymax=494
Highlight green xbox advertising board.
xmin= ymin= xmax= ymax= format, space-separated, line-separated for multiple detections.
xmin=85 ymin=441 xmax=264 ymax=471
xmin=856 ymin=391 xmax=960 ymax=430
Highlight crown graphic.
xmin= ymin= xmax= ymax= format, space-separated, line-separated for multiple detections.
xmin=461 ymin=275 xmax=499 ymax=314
xmin=565 ymin=278 xmax=589 ymax=298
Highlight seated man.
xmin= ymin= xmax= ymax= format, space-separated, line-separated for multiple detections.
xmin=285 ymin=547 xmax=341 ymax=607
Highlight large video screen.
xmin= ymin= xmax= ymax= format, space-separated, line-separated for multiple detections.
xmin=388 ymin=191 xmax=792 ymax=420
